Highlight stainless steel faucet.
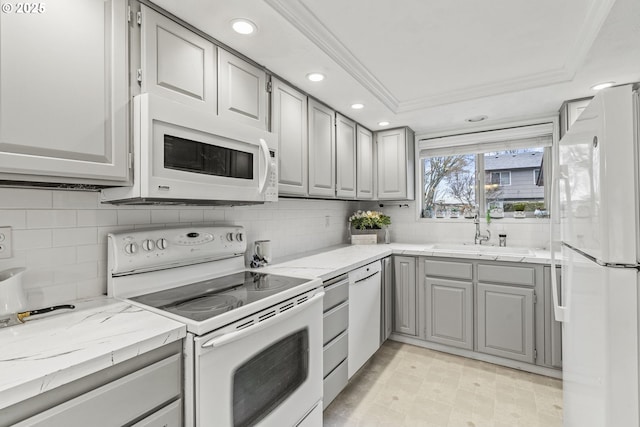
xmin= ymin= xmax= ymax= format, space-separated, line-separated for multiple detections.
xmin=474 ymin=213 xmax=491 ymax=245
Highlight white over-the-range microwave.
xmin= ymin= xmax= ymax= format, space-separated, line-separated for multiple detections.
xmin=102 ymin=93 xmax=278 ymax=205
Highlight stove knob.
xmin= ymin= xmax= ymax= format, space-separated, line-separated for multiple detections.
xmin=142 ymin=239 xmax=155 ymax=251
xmin=226 ymin=232 xmax=234 ymax=242
xmin=125 ymin=242 xmax=138 ymax=255
xmin=235 ymin=233 xmax=244 ymax=242
xmin=156 ymin=238 xmax=168 ymax=250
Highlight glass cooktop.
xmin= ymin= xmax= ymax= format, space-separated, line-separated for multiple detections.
xmin=130 ymin=271 xmax=308 ymax=322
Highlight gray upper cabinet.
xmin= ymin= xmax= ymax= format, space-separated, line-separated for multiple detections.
xmin=0 ymin=0 xmax=129 ymax=185
xmin=335 ymin=114 xmax=357 ymax=199
xmin=140 ymin=5 xmax=216 ymax=113
xmin=476 ymin=282 xmax=535 ymax=363
xmin=271 ymin=78 xmax=308 ymax=196
xmin=217 ymin=49 xmax=268 ymax=129
xmin=376 ymin=127 xmax=415 ymax=200
xmin=393 ymin=256 xmax=417 ymax=336
xmin=308 ymin=99 xmax=336 ymax=198
xmin=356 ymin=125 xmax=374 ymax=199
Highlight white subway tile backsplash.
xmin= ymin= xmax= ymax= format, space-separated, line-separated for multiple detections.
xmin=117 ymin=210 xmax=151 ymax=225
xmin=151 ymin=210 xmax=180 ymax=224
xmin=179 ymin=210 xmax=204 ymax=223
xmin=76 ymin=244 xmax=104 ymax=263
xmin=27 ymin=210 xmax=77 ymax=229
xmin=77 ymin=210 xmax=118 ymax=227
xmin=53 ymin=227 xmax=98 ymax=247
xmin=53 ymin=191 xmax=99 ymax=209
xmin=0 ymin=188 xmax=52 ymax=208
xmin=26 ymin=247 xmax=76 ymax=268
xmin=76 ymin=277 xmax=106 ymax=299
xmin=13 ymin=229 xmax=52 ymax=250
xmin=53 ymin=262 xmax=98 ymax=285
xmin=0 ymin=209 xmax=27 ymax=229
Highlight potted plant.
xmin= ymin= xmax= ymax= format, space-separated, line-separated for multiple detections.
xmin=449 ymin=207 xmax=459 ymax=218
xmin=513 ymin=202 xmax=527 ymax=218
xmin=349 ymin=210 xmax=391 ymax=243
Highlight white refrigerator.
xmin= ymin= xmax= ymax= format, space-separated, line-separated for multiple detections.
xmin=553 ymin=84 xmax=640 ymax=426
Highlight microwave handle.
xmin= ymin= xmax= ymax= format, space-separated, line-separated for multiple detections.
xmin=258 ymin=138 xmax=271 ymax=194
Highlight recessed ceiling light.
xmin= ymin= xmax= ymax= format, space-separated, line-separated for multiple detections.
xmin=351 ymin=103 xmax=364 ymax=110
xmin=306 ymin=73 xmax=325 ymax=82
xmin=378 ymin=121 xmax=390 ymax=126
xmin=465 ymin=115 xmax=488 ymax=123
xmin=231 ymin=19 xmax=257 ymax=35
xmin=591 ymin=81 xmax=615 ymax=91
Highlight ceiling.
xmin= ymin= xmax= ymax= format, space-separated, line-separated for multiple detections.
xmin=151 ymin=0 xmax=640 ymax=135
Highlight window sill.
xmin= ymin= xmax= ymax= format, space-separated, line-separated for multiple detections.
xmin=417 ymin=217 xmax=551 ymax=224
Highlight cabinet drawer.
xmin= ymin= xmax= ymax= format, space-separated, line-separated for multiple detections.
xmin=323 ymin=301 xmax=348 ymax=345
xmin=323 ymin=331 xmax=348 ymax=378
xmin=131 ymin=399 xmax=182 ymax=427
xmin=323 ymin=359 xmax=348 ymax=410
xmin=478 ymin=264 xmax=535 ymax=286
xmin=323 ymin=278 xmax=349 ymax=312
xmin=15 ymin=354 xmax=181 ymax=427
xmin=424 ymin=259 xmax=472 ymax=280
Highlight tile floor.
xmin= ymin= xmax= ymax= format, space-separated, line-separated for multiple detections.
xmin=323 ymin=341 xmax=563 ymax=427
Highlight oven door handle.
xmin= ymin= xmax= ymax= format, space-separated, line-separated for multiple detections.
xmin=201 ymin=291 xmax=324 ymax=349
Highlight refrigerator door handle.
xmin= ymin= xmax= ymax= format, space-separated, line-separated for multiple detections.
xmin=550 ymin=163 xmax=569 ymax=322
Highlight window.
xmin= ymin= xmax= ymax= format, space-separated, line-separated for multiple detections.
xmin=418 ymin=123 xmax=553 ymax=219
xmin=488 ymin=171 xmax=511 ymax=186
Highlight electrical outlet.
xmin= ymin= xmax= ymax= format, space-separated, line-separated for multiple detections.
xmin=0 ymin=226 xmax=12 ymax=259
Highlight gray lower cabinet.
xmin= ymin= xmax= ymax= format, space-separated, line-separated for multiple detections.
xmin=393 ymin=256 xmax=417 ymax=336
xmin=381 ymin=256 xmax=393 ymax=342
xmin=544 ymin=266 xmax=563 ymax=368
xmin=476 ymin=282 xmax=535 ymax=363
xmin=6 ymin=342 xmax=182 ymax=427
xmin=420 ymin=278 xmax=473 ymax=350
xmin=322 ymin=274 xmax=349 ymax=410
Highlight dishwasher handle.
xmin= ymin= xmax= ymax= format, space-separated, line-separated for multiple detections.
xmin=353 ymin=271 xmax=380 ymax=284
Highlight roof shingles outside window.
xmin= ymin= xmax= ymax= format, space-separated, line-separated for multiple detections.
xmin=484 ymin=151 xmax=544 ymax=201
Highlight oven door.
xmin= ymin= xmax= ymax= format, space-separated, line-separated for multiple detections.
xmin=139 ymin=93 xmax=275 ymax=202
xmin=193 ymin=292 xmax=323 ymax=427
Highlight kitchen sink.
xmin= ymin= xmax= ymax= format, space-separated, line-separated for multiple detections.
xmin=429 ymin=243 xmax=535 ymax=256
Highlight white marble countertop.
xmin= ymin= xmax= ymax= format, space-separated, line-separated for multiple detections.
xmin=0 ymin=297 xmax=186 ymax=411
xmin=262 ymin=243 xmax=554 ymax=280
xmin=0 ymin=241 xmax=554 ymax=413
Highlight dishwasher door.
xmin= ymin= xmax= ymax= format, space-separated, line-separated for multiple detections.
xmin=348 ymin=260 xmax=382 ymax=378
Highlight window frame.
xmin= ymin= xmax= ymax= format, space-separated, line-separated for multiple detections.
xmin=533 ymin=168 xmax=541 ymax=185
xmin=415 ymin=118 xmax=558 ymax=222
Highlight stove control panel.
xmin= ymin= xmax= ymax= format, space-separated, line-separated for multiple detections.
xmin=108 ymin=226 xmax=247 ymax=275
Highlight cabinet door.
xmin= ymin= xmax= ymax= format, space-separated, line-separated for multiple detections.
xmin=0 ymin=0 xmax=129 ymax=184
xmin=218 ymin=49 xmax=267 ymax=129
xmin=376 ymin=128 xmax=415 ymax=200
xmin=381 ymin=256 xmax=393 ymax=342
xmin=356 ymin=125 xmax=374 ymax=199
xmin=477 ymin=283 xmax=535 ymax=363
xmin=335 ymin=114 xmax=357 ymax=199
xmin=421 ymin=278 xmax=473 ymax=350
xmin=308 ymin=99 xmax=335 ymax=198
xmin=271 ymin=78 xmax=308 ymax=196
xmin=544 ymin=266 xmax=563 ymax=368
xmin=393 ymin=256 xmax=416 ymax=336
xmin=141 ymin=4 xmax=216 ymax=113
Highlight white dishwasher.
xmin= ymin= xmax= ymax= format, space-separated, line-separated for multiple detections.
xmin=348 ymin=260 xmax=382 ymax=378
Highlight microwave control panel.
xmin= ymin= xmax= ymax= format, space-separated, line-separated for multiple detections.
xmin=265 ymin=150 xmax=278 ymax=202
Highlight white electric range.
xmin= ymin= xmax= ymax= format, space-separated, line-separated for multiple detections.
xmin=107 ymin=226 xmax=324 ymax=427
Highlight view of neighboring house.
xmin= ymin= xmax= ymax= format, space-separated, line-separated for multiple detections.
xmin=484 ymin=151 xmax=544 ymax=202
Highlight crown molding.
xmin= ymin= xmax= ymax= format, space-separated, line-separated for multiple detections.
xmin=264 ymin=0 xmax=615 ymax=114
